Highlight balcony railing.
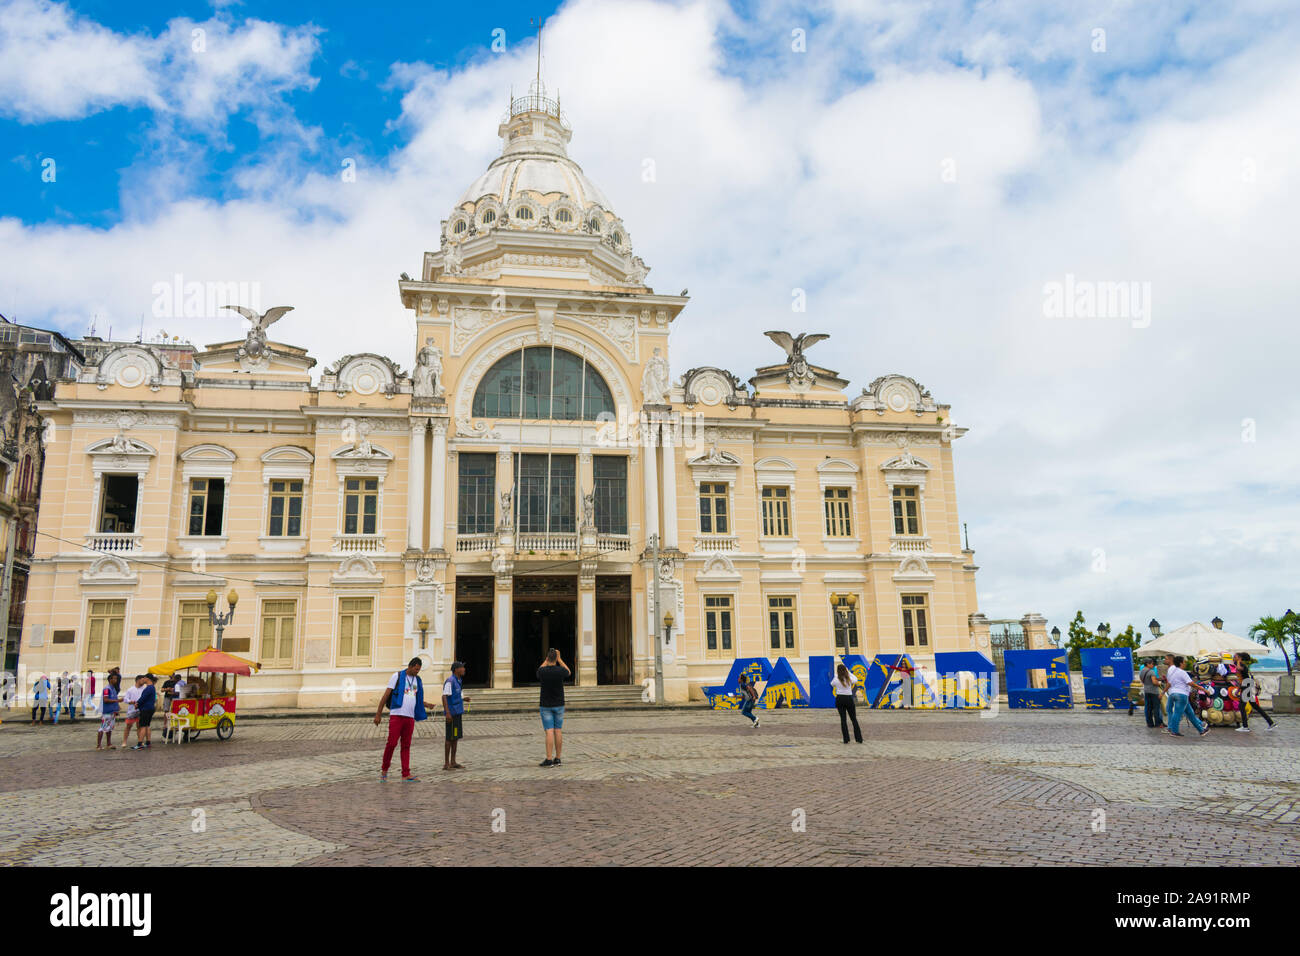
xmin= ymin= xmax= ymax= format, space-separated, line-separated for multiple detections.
xmin=85 ymin=532 xmax=142 ymax=553
xmin=516 ymin=532 xmax=578 ymax=553
xmin=596 ymin=534 xmax=631 ymax=553
xmin=455 ymin=533 xmax=497 ymax=554
xmin=332 ymin=534 xmax=386 ymax=554
xmin=694 ymin=535 xmax=739 ymax=553
xmin=890 ymin=536 xmax=933 ymax=554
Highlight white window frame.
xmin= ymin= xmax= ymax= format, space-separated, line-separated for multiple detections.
xmin=701 ymin=591 xmax=740 ymax=661
xmin=260 ymin=446 xmax=314 ymax=552
xmin=178 ymin=444 xmax=235 ymax=551
xmin=755 ymin=457 xmax=798 ymax=552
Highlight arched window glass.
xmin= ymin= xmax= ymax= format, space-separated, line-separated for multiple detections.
xmin=472 ymin=347 xmax=615 ymax=421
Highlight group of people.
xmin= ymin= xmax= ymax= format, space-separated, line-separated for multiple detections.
xmin=373 ymin=648 xmax=573 ymax=781
xmin=28 ymin=671 xmax=93 ymax=724
xmin=735 ymin=663 xmax=867 ymax=743
xmin=95 ymin=670 xmax=160 ymax=750
xmin=1137 ymin=652 xmax=1275 ymax=737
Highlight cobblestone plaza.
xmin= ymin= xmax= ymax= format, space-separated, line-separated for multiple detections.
xmin=2 ymin=707 xmax=1296 ymax=867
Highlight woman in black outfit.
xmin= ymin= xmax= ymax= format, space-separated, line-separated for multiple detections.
xmin=831 ymin=663 xmax=864 ymax=743
xmin=1234 ymin=654 xmax=1275 ymax=731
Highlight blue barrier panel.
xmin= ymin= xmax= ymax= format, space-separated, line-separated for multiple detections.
xmin=1004 ymin=648 xmax=1073 ymax=709
xmin=703 ymin=658 xmax=773 ymax=709
xmin=808 ymin=654 xmax=871 ymax=708
xmin=1081 ymin=646 xmax=1134 ymax=710
xmin=933 ymin=651 xmax=996 ymax=708
xmin=862 ymin=654 xmax=938 ymax=709
xmin=762 ymin=657 xmax=810 ymax=708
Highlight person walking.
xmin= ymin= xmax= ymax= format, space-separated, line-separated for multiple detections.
xmin=97 ymin=673 xmax=121 ymax=749
xmin=1235 ymin=654 xmax=1276 ymax=732
xmin=30 ymin=674 xmax=49 ymax=725
xmin=50 ymin=674 xmax=61 ymax=725
xmin=84 ymin=670 xmax=97 ymax=718
xmin=737 ymin=673 xmax=760 ymax=729
xmin=537 ymin=648 xmax=570 ymax=767
xmin=441 ymin=661 xmax=467 ymax=770
xmin=832 ymin=663 xmax=864 ymax=743
xmin=1139 ymin=658 xmax=1164 ymax=728
xmin=131 ymin=675 xmax=157 ymax=750
xmin=1162 ymin=654 xmax=1209 ymax=738
xmin=373 ymin=658 xmax=427 ymax=782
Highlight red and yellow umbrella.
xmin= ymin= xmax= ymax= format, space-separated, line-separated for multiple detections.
xmin=148 ymin=646 xmax=261 ymax=677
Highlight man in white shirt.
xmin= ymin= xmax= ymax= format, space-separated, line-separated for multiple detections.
xmin=121 ymin=676 xmax=144 ymax=748
xmin=1162 ymin=654 xmax=1209 ymax=738
xmin=373 ymin=658 xmax=427 ymax=781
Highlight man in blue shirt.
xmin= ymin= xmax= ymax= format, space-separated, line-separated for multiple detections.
xmin=442 ymin=662 xmax=468 ymax=770
xmin=374 ymin=658 xmax=427 ymax=781
xmin=131 ymin=675 xmax=158 ymax=750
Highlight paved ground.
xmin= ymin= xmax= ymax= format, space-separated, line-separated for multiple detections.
xmin=1 ymin=706 xmax=1297 ymax=866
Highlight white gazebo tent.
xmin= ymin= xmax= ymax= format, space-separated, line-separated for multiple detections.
xmin=1136 ymin=621 xmax=1271 ymax=660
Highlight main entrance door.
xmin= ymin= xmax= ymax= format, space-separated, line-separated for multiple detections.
xmin=596 ymin=575 xmax=632 ymax=685
xmin=512 ymin=576 xmax=577 ymax=686
xmin=454 ymin=576 xmax=494 ymax=688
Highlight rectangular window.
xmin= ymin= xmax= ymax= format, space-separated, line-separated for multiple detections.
xmin=261 ymin=600 xmax=297 ymax=668
xmin=85 ymin=599 xmax=126 ymax=667
xmin=767 ymin=595 xmax=797 ymax=652
xmin=268 ymin=479 xmax=304 ymax=537
xmin=187 ymin=478 xmax=226 ymax=536
xmin=177 ymin=601 xmax=213 ymax=657
xmin=824 ymin=487 xmax=852 ymax=537
xmin=892 ymin=486 xmax=920 ymax=536
xmin=457 ymin=453 xmax=497 ymax=534
xmin=514 ymin=454 xmax=575 ymax=533
xmin=338 ymin=597 xmax=373 ymax=666
xmin=761 ymin=486 xmax=791 ymax=537
xmin=703 ymin=595 xmax=734 ymax=660
xmin=832 ymin=595 xmax=859 ymax=650
xmin=698 ymin=482 xmax=729 ymax=534
xmin=344 ymin=477 xmax=379 ymax=535
xmin=593 ymin=456 xmax=628 ymax=535
xmin=99 ymin=474 xmax=138 ymax=533
xmin=901 ymin=594 xmax=929 ymax=647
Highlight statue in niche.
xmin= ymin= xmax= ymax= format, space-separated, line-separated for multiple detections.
xmin=641 ymin=347 xmax=670 ymax=405
xmin=413 ymin=344 xmax=444 ymax=400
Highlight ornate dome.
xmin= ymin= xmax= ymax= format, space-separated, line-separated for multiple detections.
xmin=443 ymin=81 xmax=633 ymax=256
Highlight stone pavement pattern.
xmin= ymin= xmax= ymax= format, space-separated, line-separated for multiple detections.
xmin=1 ymin=707 xmax=1296 ymax=866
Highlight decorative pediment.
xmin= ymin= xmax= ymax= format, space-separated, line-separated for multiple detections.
xmin=330 ymin=442 xmax=394 ymax=461
xmin=817 ymin=457 xmax=860 ymax=487
xmin=261 ymin=445 xmax=314 ymax=464
xmin=854 ymin=374 xmax=939 ymax=416
xmin=681 ymin=367 xmax=747 ymax=408
xmin=180 ymin=444 xmax=236 ymax=463
xmin=893 ymin=556 xmax=935 ymax=582
xmin=694 ymin=553 xmax=741 ymax=583
xmin=86 ymin=435 xmax=157 ymax=458
xmin=320 ymin=353 xmax=406 ymax=397
xmin=879 ymin=451 xmax=931 ymax=489
xmin=332 ymin=553 xmax=383 ymax=585
xmin=81 ymin=555 xmax=137 ymax=586
xmin=179 ymin=443 xmax=235 ymax=481
xmin=83 ymin=345 xmax=182 ymax=390
xmin=687 ymin=448 xmax=742 ymax=468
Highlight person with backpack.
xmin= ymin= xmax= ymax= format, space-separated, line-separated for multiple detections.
xmin=736 ymin=673 xmax=760 ymax=728
xmin=373 ymin=658 xmax=427 ymax=782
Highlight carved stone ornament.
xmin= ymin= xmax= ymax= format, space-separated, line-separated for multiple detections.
xmin=641 ymin=347 xmax=670 ymax=404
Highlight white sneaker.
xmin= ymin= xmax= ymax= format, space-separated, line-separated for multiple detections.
xmin=753 ymin=718 xmax=760 ymax=729
xmin=1266 ymin=723 xmax=1277 ymax=731
xmin=1235 ymin=726 xmax=1250 ymax=732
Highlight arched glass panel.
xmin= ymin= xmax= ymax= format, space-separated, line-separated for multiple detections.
xmin=472 ymin=347 xmax=615 ymax=420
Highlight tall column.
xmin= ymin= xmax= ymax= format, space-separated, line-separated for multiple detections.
xmin=406 ymin=419 xmax=427 ymax=551
xmin=660 ymin=416 xmax=678 ymax=551
xmin=641 ymin=415 xmax=659 ymax=546
xmin=494 ymin=578 xmax=513 ymax=688
xmin=429 ymin=420 xmax=448 ymax=551
xmin=578 ymin=578 xmax=596 ymax=686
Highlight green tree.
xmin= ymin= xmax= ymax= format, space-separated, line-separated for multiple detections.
xmin=1249 ymin=614 xmax=1299 ymax=676
xmin=1063 ymin=613 xmax=1140 ymax=669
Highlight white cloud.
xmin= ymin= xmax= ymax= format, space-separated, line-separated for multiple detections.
xmin=3 ymin=0 xmax=1299 ymax=634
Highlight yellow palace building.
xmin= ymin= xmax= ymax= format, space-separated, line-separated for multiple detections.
xmin=21 ymin=85 xmax=1014 ymax=707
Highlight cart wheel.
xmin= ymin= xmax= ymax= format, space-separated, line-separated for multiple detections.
xmin=187 ymin=730 xmax=200 ymax=740
xmin=216 ymin=716 xmax=234 ymax=741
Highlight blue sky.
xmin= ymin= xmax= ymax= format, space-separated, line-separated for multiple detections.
xmin=3 ymin=0 xmax=1299 ymax=656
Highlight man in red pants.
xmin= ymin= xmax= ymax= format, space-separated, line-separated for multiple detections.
xmin=373 ymin=658 xmax=428 ymax=781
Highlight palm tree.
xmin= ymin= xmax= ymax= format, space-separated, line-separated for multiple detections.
xmin=1249 ymin=614 xmax=1299 ymax=675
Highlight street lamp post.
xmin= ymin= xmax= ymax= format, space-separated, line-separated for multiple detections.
xmin=830 ymin=593 xmax=858 ymax=652
xmin=1050 ymin=625 xmax=1061 ymax=646
xmin=205 ymin=589 xmax=239 ymax=650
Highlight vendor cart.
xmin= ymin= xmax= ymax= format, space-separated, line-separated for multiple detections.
xmin=148 ymin=647 xmax=260 ymax=742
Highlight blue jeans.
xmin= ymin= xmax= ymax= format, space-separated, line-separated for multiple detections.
xmin=1167 ymin=693 xmax=1204 ymax=735
xmin=739 ymin=698 xmax=756 ymax=723
xmin=540 ymin=706 xmax=564 ymax=730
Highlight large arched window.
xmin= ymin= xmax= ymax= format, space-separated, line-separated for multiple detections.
xmin=472 ymin=347 xmax=615 ymax=420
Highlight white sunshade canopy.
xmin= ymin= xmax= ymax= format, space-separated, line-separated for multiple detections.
xmin=1136 ymin=621 xmax=1272 ymax=659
